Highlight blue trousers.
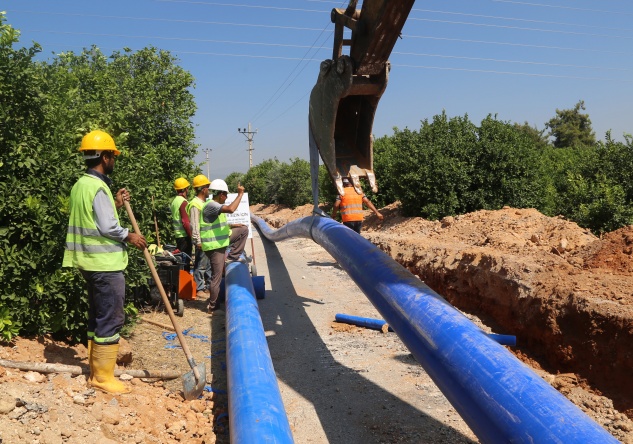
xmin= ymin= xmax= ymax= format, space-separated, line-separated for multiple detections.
xmin=193 ymin=245 xmax=212 ymax=292
xmin=80 ymin=270 xmax=125 ymax=344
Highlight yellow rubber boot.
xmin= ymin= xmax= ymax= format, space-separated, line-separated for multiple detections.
xmin=90 ymin=343 xmax=131 ymax=394
xmin=87 ymin=339 xmax=94 ymax=384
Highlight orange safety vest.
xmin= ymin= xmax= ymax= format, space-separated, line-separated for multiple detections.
xmin=339 ymin=186 xmax=364 ymax=222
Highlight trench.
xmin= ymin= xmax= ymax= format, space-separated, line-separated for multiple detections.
xmin=375 ymin=242 xmax=633 ymax=420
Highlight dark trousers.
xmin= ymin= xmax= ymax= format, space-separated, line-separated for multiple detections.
xmin=206 ymin=225 xmax=249 ymax=308
xmin=343 ymin=221 xmax=363 ymax=233
xmin=80 ymin=270 xmax=125 ymax=344
xmin=176 ymin=236 xmax=192 ymax=273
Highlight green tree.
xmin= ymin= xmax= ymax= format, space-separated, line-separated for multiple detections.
xmin=545 ymin=100 xmax=596 ymax=148
xmin=224 ymin=171 xmax=245 ymax=192
xmin=317 ymin=165 xmax=338 ymax=206
xmin=379 ymin=113 xmax=477 ymax=218
xmin=242 ymin=158 xmax=281 ymax=204
xmin=277 ymin=158 xmax=312 ymax=208
xmin=467 ymin=115 xmax=546 ymax=211
xmin=367 ymin=134 xmax=398 ymax=209
xmin=0 ymin=15 xmax=199 ymax=341
xmin=514 ymin=121 xmax=549 ymax=149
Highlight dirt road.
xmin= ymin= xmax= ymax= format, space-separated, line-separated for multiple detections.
xmin=253 ymin=232 xmax=478 ymax=443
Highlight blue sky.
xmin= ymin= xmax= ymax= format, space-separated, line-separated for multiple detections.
xmin=5 ymin=0 xmax=633 ymax=180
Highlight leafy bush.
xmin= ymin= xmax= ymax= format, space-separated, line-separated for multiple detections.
xmin=0 ymin=16 xmax=199 ymax=342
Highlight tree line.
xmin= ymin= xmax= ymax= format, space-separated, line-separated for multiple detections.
xmin=0 ymin=16 xmax=199 ymax=341
xmin=238 ymin=101 xmax=633 ymax=235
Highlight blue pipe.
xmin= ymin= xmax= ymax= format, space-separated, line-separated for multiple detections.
xmin=252 ymin=214 xmax=617 ymax=444
xmin=335 ymin=313 xmax=394 ymax=331
xmin=335 ymin=314 xmax=517 ymax=346
xmin=224 ymin=261 xmax=294 ymax=444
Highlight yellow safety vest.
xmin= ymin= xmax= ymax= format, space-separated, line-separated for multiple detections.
xmin=62 ymin=174 xmax=128 ymax=271
xmin=170 ymin=195 xmax=187 ymax=238
xmin=200 ymin=201 xmax=231 ymax=251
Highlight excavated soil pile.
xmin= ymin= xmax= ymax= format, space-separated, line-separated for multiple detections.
xmin=253 ymin=203 xmax=633 ymax=419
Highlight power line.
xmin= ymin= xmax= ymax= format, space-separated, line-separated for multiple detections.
xmin=7 ymin=10 xmax=326 ymax=31
xmin=306 ymin=1 xmax=633 ymax=32
xmin=401 ymin=34 xmax=633 ymax=56
xmin=490 ymin=1 xmax=633 ymax=16
xmin=155 ymin=0 xmax=326 ymax=14
xmin=23 ymin=28 xmax=633 ymax=57
xmin=249 ymin=27 xmax=331 ymax=124
xmin=390 ymin=64 xmax=633 ymax=83
xmin=391 ymin=51 xmax=633 ymax=72
xmin=407 ymin=17 xmax=633 ymax=40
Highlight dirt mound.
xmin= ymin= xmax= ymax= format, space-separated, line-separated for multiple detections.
xmin=582 ymin=226 xmax=633 ymax=275
xmin=253 ymin=203 xmax=633 ymax=421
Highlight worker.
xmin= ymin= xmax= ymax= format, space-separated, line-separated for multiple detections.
xmin=171 ymin=177 xmax=192 ymax=273
xmin=62 ymin=130 xmax=147 ymax=394
xmin=331 ymin=177 xmax=383 ymax=233
xmin=202 ymin=179 xmax=248 ymax=312
xmin=187 ymin=174 xmax=212 ymax=298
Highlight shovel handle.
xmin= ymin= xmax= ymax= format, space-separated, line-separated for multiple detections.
xmin=123 ymin=201 xmax=202 ymax=382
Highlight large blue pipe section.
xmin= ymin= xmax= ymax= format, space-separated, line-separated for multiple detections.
xmin=224 ymin=261 xmax=294 ymax=443
xmin=251 ymin=214 xmax=617 ymax=444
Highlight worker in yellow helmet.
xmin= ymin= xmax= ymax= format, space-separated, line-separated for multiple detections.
xmin=186 ymin=174 xmax=212 ymax=298
xmin=63 ymin=130 xmax=147 ymax=394
xmin=171 ymin=177 xmax=192 ymax=272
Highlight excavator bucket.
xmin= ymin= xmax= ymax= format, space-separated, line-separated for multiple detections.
xmin=309 ymin=0 xmax=415 ymax=196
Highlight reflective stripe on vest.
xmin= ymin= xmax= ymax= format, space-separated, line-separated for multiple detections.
xmin=170 ymin=195 xmax=187 ymax=238
xmin=340 ymin=187 xmax=364 ymax=222
xmin=62 ymin=174 xmax=128 ymax=271
xmin=200 ymin=201 xmax=231 ymax=251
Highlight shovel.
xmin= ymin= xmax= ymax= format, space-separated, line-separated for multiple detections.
xmin=124 ymin=200 xmax=206 ymax=400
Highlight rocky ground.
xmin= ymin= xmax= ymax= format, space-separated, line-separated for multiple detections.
xmin=0 ymin=202 xmax=632 ymax=443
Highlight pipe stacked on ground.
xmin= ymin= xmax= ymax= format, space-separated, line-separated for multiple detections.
xmin=252 ymin=214 xmax=617 ymax=444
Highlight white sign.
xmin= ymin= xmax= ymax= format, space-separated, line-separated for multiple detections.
xmin=223 ymin=192 xmax=253 ymax=238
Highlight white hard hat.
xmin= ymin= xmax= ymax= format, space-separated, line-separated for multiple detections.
xmin=210 ymin=179 xmax=229 ymax=193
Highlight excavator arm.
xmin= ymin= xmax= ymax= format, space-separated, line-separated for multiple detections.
xmin=309 ymin=0 xmax=415 ymax=197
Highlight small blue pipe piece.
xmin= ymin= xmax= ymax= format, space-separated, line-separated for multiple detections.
xmin=224 ymin=261 xmax=294 ymax=444
xmin=335 ymin=313 xmax=393 ymax=331
xmin=252 ymin=214 xmax=617 ymax=444
xmin=336 ymin=313 xmax=516 ymax=346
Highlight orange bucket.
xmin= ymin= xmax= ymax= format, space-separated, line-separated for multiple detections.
xmin=179 ymin=270 xmax=197 ymax=300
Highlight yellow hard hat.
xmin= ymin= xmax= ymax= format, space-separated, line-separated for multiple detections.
xmin=174 ymin=177 xmax=190 ymax=190
xmin=79 ymin=130 xmax=121 ymax=158
xmin=192 ymin=174 xmax=211 ymax=188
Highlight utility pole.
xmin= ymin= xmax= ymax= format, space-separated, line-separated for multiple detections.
xmin=238 ymin=123 xmax=258 ymax=169
xmin=202 ymin=148 xmax=212 ymax=178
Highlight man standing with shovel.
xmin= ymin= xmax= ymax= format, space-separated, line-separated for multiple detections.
xmin=63 ymin=130 xmax=147 ymax=394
